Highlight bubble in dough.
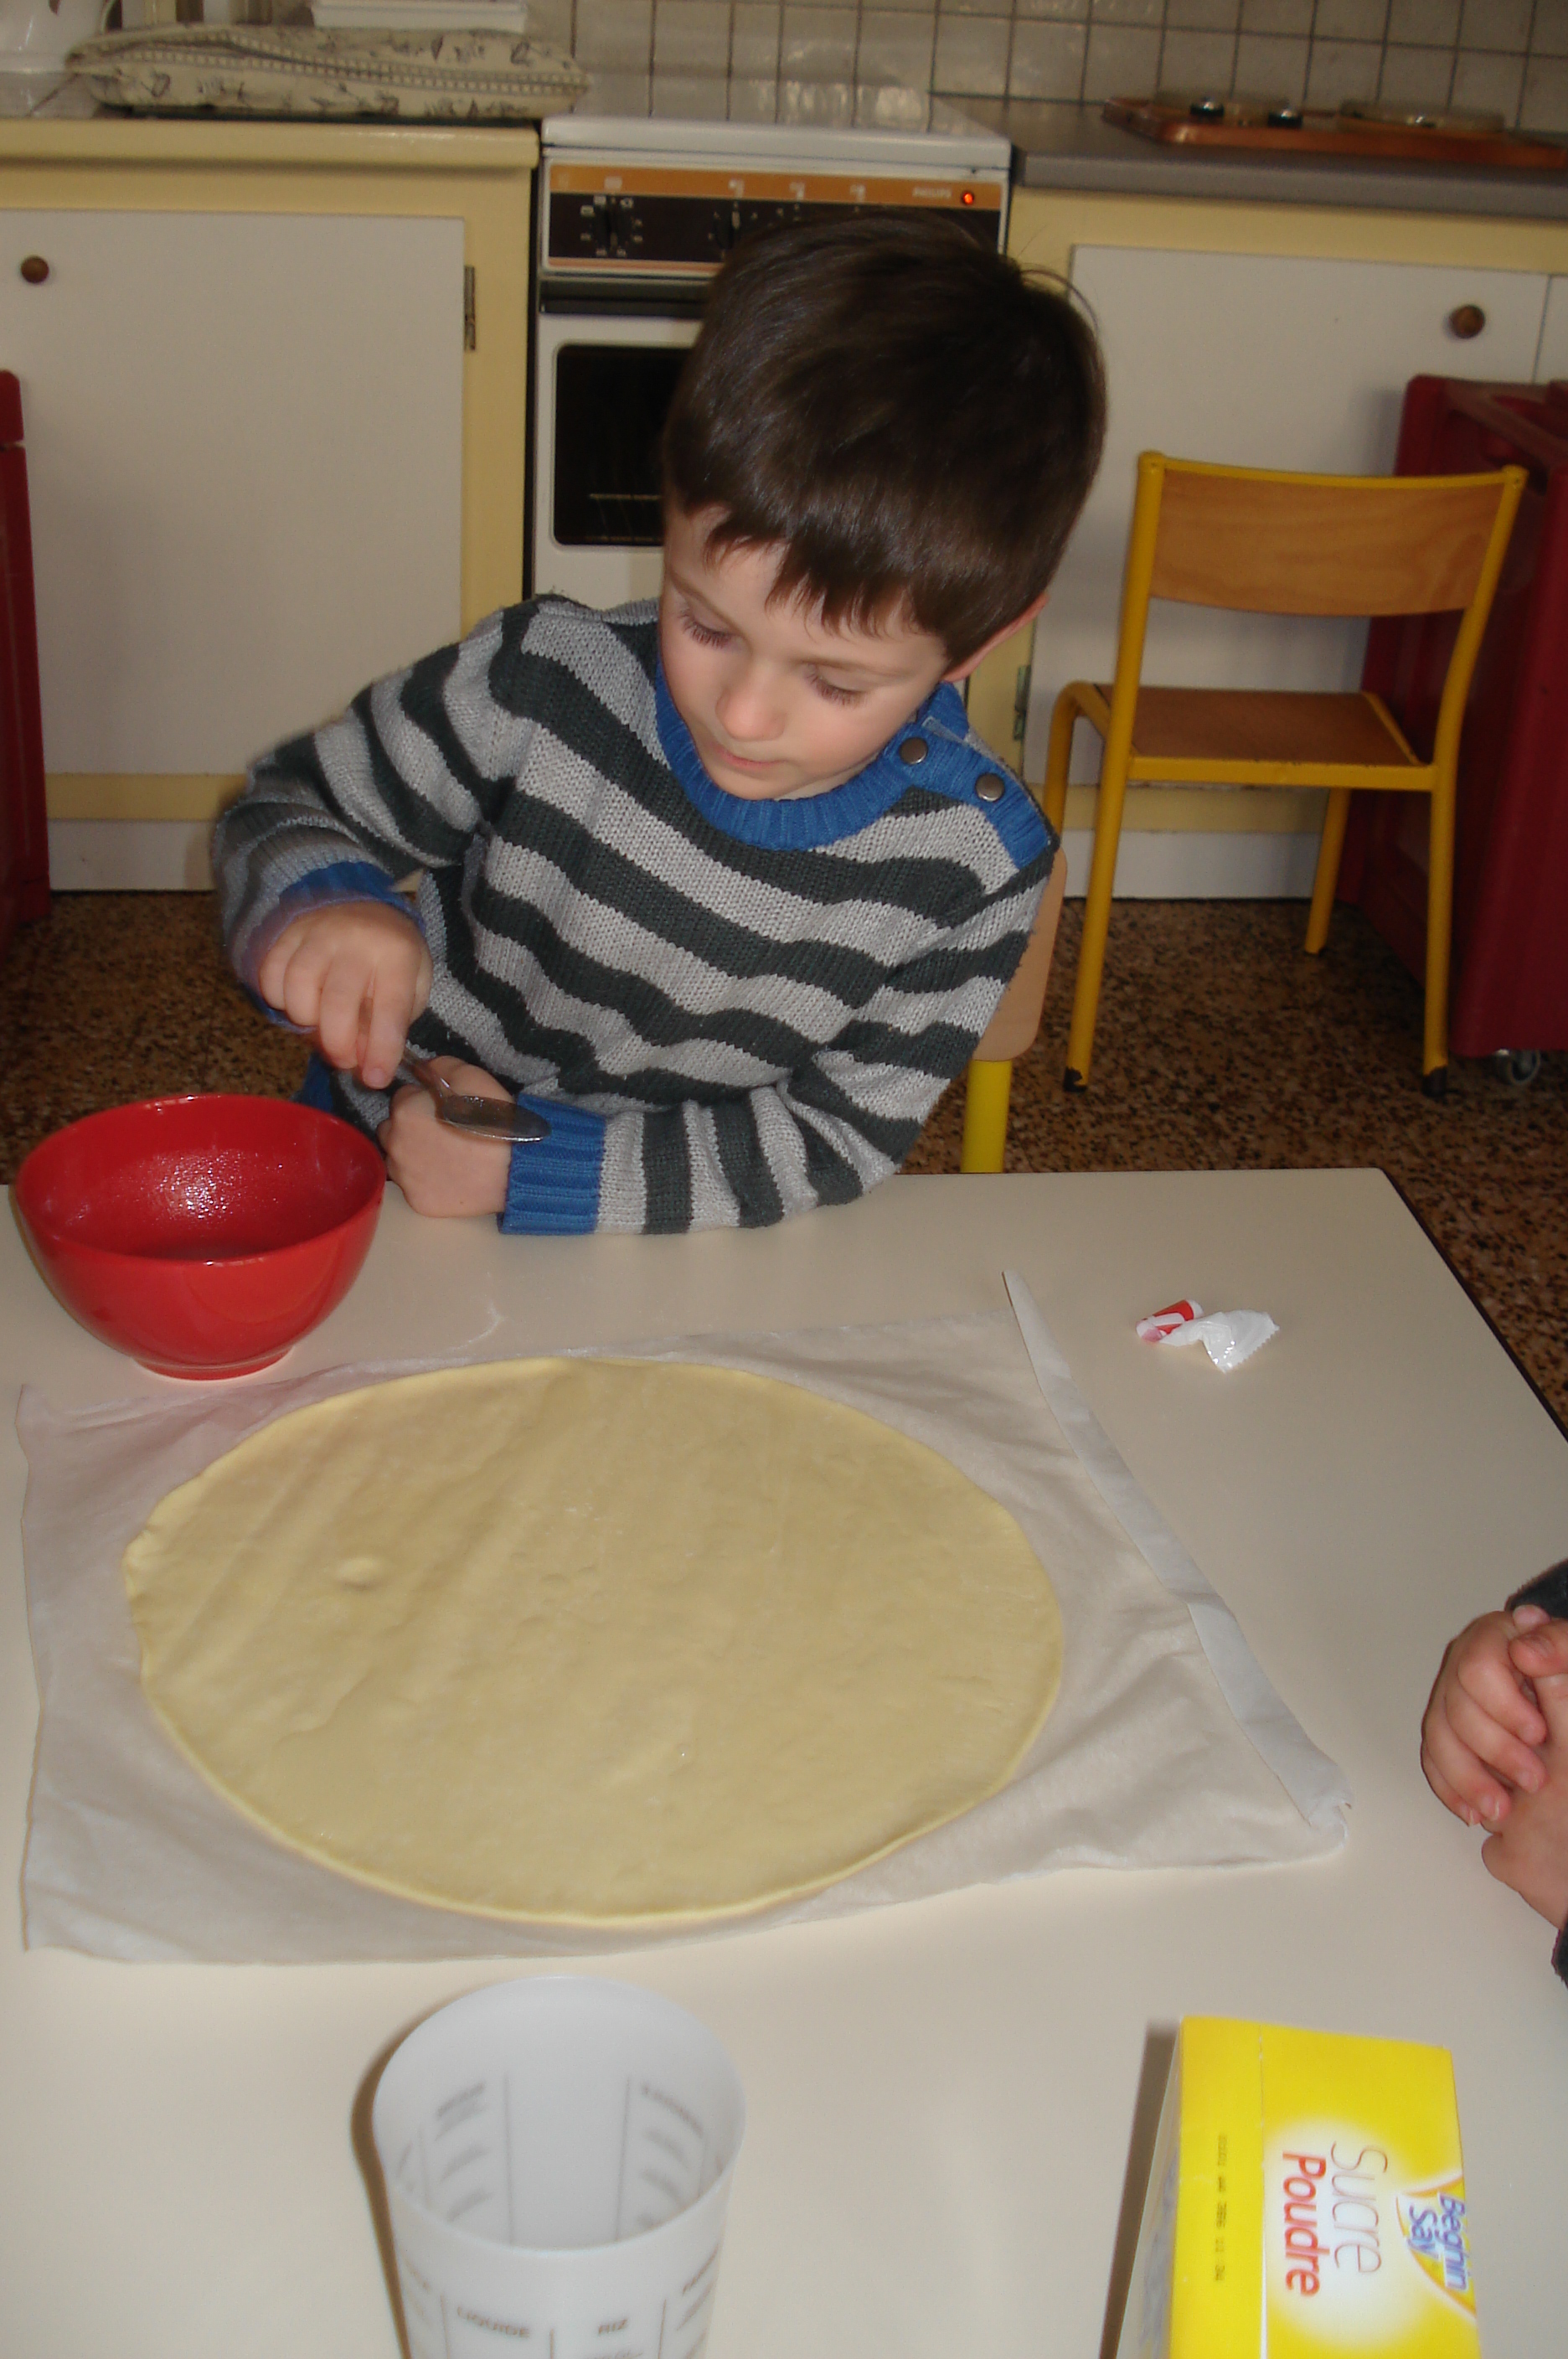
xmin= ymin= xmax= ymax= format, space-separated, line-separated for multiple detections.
xmin=122 ymin=1358 xmax=1063 ymax=1923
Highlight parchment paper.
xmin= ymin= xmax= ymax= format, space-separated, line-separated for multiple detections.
xmin=17 ymin=1288 xmax=1349 ymax=1962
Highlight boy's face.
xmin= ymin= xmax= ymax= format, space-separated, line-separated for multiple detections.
xmin=658 ymin=506 xmax=959 ymax=801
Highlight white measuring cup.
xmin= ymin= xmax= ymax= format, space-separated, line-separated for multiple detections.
xmin=371 ymin=1976 xmax=746 ymax=2359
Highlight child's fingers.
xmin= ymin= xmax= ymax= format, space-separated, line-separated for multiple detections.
xmin=1415 ymin=1727 xmax=1509 ymax=1830
xmin=315 ymin=955 xmax=374 ymax=1071
xmin=1531 ymin=1666 xmax=1568 ymax=1749
xmin=1510 ymin=1619 xmax=1568 ymax=1680
xmin=1454 ymin=1644 xmax=1550 ymax=1746
xmin=360 ymin=978 xmax=415 ymax=1092
xmin=1439 ymin=1679 xmax=1546 ymax=1789
xmin=1420 ymin=1742 xmax=1496 ymax=1827
xmin=255 ymin=921 xmax=305 ymax=1011
xmin=1421 ymin=1711 xmax=1515 ymax=1823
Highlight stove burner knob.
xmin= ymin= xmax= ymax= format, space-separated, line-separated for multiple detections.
xmin=1267 ymin=104 xmax=1302 ymax=128
xmin=1189 ymin=95 xmax=1226 ymax=121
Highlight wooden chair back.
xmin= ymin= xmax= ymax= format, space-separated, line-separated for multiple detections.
xmin=1142 ymin=454 xmax=1519 ymax=617
xmin=972 ymin=854 xmax=1066 ymax=1064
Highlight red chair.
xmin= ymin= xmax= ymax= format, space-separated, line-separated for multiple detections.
xmin=0 ymin=369 xmax=49 ymax=963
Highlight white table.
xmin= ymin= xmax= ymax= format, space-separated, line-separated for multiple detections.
xmin=3 ymin=1170 xmax=1566 ymax=2357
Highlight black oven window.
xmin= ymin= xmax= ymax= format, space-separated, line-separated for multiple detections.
xmin=553 ymin=343 xmax=690 ymax=549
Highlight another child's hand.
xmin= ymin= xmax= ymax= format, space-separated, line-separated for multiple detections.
xmin=256 ymin=903 xmax=432 ymax=1090
xmin=1421 ymin=1608 xmax=1566 ymax=1826
xmin=1482 ymin=1648 xmax=1568 ymax=1928
xmin=379 ymin=1060 xmax=513 ymax=1218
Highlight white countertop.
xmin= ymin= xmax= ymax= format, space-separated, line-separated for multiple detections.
xmin=3 ymin=1168 xmax=1566 ymax=2355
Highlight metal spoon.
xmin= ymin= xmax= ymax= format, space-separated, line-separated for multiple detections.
xmin=396 ymin=1056 xmax=550 ymax=1144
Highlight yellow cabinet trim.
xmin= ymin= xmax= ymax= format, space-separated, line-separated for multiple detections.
xmin=1007 ymin=183 xmax=1568 ymax=280
xmin=46 ymin=772 xmax=243 ymax=822
xmin=0 ymin=120 xmax=539 ymax=173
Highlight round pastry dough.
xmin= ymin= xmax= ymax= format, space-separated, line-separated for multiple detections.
xmin=122 ymin=1358 xmax=1062 ymax=1923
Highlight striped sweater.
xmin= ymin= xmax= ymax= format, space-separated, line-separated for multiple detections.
xmin=214 ymin=597 xmax=1056 ymax=1235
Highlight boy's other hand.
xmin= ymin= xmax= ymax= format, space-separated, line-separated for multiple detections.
xmin=256 ymin=903 xmax=432 ymax=1090
xmin=1421 ymin=1608 xmax=1559 ymax=1829
xmin=1482 ymin=1649 xmax=1568 ymax=1928
xmin=379 ymin=1060 xmax=513 ymax=1219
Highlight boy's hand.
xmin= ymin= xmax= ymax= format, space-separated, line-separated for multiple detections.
xmin=1421 ymin=1608 xmax=1565 ymax=1827
xmin=1482 ymin=1649 xmax=1568 ymax=1928
xmin=379 ymin=1060 xmax=513 ymax=1218
xmin=256 ymin=903 xmax=432 ymax=1090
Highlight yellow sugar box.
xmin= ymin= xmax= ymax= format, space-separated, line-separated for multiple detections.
xmin=1117 ymin=2017 xmax=1478 ymax=2357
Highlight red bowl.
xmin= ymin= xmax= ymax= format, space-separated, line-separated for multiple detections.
xmin=13 ymin=1095 xmax=385 ymax=1379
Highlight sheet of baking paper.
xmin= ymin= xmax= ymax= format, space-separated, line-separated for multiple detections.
xmin=17 ymin=1303 xmax=1349 ymax=1963
xmin=1006 ymin=1272 xmax=1349 ymax=1833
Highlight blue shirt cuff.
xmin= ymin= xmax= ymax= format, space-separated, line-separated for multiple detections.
xmin=499 ymin=1097 xmax=606 ymax=1234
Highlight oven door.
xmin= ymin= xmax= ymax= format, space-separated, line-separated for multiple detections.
xmin=531 ymin=297 xmax=702 ymax=609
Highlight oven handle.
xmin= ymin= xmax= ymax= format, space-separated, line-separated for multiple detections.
xmin=539 ymin=281 xmax=711 ymax=321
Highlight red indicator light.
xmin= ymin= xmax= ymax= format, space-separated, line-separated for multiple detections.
xmin=962 ymin=189 xmax=975 ymax=204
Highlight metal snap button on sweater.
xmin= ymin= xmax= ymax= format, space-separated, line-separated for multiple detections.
xmin=898 ymin=737 xmax=928 ymax=765
xmin=975 ymin=772 xmax=1005 ymax=803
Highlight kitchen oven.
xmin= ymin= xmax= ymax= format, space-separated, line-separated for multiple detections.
xmin=531 ymin=108 xmax=1012 ymax=608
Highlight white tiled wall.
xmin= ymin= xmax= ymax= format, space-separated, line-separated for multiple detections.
xmin=528 ymin=0 xmax=1568 ymax=132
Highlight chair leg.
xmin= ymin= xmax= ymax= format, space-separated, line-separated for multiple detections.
xmin=960 ymin=1059 xmax=1013 ymax=1174
xmin=1305 ymin=788 xmax=1353 ymax=957
xmin=1063 ymin=749 xmax=1129 ymax=1092
xmin=1040 ymin=691 xmax=1079 ymax=836
xmin=1422 ymin=778 xmax=1456 ymax=1093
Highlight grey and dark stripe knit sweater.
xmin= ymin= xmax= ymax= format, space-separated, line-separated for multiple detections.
xmin=214 ymin=596 xmax=1057 ymax=1235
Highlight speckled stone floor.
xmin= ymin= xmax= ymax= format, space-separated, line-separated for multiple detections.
xmin=4 ymin=891 xmax=1565 ymax=1427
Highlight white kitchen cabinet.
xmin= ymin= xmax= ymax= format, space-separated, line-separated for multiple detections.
xmin=0 ymin=116 xmax=536 ymax=885
xmin=0 ymin=207 xmax=464 ymax=777
xmin=1027 ymin=245 xmax=1549 ymax=780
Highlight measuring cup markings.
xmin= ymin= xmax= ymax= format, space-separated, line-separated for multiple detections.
xmin=436 ymin=2083 xmax=491 ymax=2137
xmin=676 ymin=2282 xmax=719 ymax=2334
xmin=453 ymin=2300 xmax=537 ymax=2339
xmin=392 ymin=2248 xmax=445 ymax=2359
xmin=678 ymin=2244 xmax=720 ymax=2301
xmin=422 ymin=2073 xmax=512 ymax=2238
xmin=616 ymin=2079 xmax=713 ymax=2238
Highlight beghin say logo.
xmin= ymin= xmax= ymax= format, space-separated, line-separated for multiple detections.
xmin=1278 ymin=2145 xmax=1389 ymax=2296
xmin=1398 ymin=2184 xmax=1472 ymax=2301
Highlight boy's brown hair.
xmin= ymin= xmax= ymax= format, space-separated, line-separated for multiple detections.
xmin=661 ymin=211 xmax=1106 ymax=665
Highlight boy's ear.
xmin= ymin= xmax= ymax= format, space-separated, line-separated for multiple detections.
xmin=942 ymin=591 xmax=1050 ymax=684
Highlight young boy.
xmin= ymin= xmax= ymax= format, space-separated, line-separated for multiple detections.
xmin=214 ymin=214 xmax=1105 ymax=1234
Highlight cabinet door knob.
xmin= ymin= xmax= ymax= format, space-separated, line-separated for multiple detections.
xmin=1448 ymin=302 xmax=1486 ymax=340
xmin=19 ymin=256 xmax=49 ymax=285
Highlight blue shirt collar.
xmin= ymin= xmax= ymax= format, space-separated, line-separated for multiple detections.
xmin=654 ymin=654 xmax=966 ymax=849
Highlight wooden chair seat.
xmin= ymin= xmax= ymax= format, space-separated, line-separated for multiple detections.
xmin=1101 ymin=685 xmax=1421 ymax=778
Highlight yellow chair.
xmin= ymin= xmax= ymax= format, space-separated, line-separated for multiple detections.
xmin=1041 ymin=452 xmax=1526 ymax=1098
xmin=958 ymin=852 xmax=1067 ymax=1171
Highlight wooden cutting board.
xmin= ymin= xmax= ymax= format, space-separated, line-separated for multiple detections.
xmin=1104 ymin=97 xmax=1567 ymax=172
